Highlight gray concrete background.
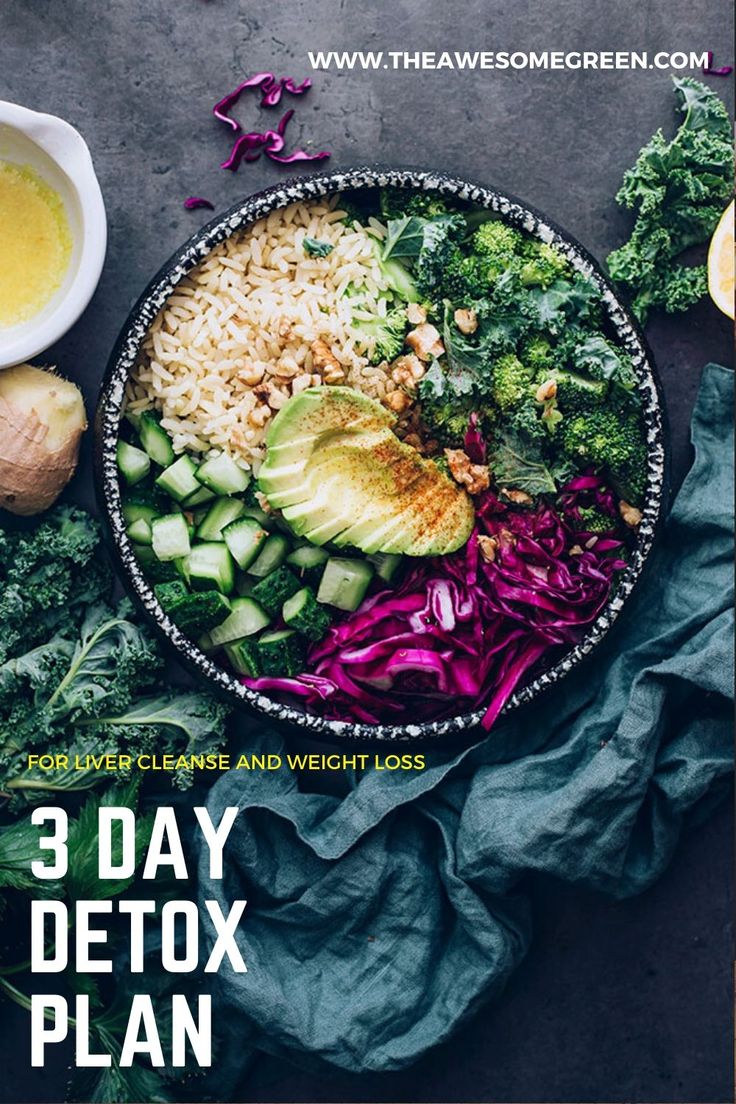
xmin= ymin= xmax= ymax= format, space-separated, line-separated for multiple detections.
xmin=1 ymin=0 xmax=733 ymax=1101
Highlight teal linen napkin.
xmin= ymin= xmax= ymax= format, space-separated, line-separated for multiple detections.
xmin=199 ymin=363 xmax=733 ymax=1086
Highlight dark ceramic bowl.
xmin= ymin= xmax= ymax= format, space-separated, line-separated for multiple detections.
xmin=95 ymin=167 xmax=667 ymax=744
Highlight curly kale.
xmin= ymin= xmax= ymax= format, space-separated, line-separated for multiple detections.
xmin=0 ymin=510 xmax=229 ymax=804
xmin=521 ymin=335 xmax=557 ymax=377
xmin=0 ymin=506 xmax=111 ymax=664
xmin=414 ymin=214 xmax=468 ymax=300
xmin=607 ymin=78 xmax=732 ymax=323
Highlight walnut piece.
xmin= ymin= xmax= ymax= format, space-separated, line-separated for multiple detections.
xmin=478 ymin=535 xmax=498 ymax=563
xmin=444 ymin=448 xmax=490 ymax=495
xmin=391 ymin=353 xmax=426 ymax=390
xmin=385 ymin=389 xmax=413 ymax=414
xmin=311 ymin=339 xmax=345 ymax=382
xmin=454 ymin=308 xmax=478 ymax=335
xmin=405 ymin=323 xmax=445 ymax=362
xmin=406 ymin=303 xmax=427 ymax=325
xmin=619 ymin=500 xmax=643 ymax=528
xmin=535 ymin=379 xmax=557 ymax=403
xmin=500 ymin=487 xmax=534 ymax=506
xmin=255 ymin=490 xmax=274 ymax=515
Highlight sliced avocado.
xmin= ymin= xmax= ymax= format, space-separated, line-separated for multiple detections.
xmin=258 ymin=386 xmax=475 ymax=557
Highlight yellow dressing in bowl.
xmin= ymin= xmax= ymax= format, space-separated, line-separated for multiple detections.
xmin=0 ymin=160 xmax=72 ymax=328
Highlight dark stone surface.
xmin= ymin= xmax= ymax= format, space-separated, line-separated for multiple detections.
xmin=0 ymin=0 xmax=733 ymax=1101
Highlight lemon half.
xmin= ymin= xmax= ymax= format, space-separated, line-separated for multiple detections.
xmin=708 ymin=199 xmax=734 ymax=320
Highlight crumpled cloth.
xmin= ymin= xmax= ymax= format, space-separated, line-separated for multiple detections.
xmin=198 ymin=363 xmax=733 ymax=1090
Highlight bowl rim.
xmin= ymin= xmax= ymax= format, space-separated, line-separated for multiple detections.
xmin=0 ymin=100 xmax=107 ymax=368
xmin=94 ymin=165 xmax=668 ymax=745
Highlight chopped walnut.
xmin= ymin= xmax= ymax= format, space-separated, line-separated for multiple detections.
xmin=497 ymin=527 xmax=516 ymax=549
xmin=248 ymin=403 xmax=271 ymax=428
xmin=237 ymin=363 xmax=265 ymax=387
xmin=500 ymin=487 xmax=534 ymax=506
xmin=255 ymin=490 xmax=274 ymax=515
xmin=385 ymin=389 xmax=413 ymax=414
xmin=478 ymin=535 xmax=498 ymax=563
xmin=405 ymin=322 xmax=445 ymax=362
xmin=535 ymin=379 xmax=557 ymax=403
xmin=569 ymin=544 xmax=584 ymax=556
xmin=231 ymin=426 xmax=248 ymax=451
xmin=391 ymin=353 xmax=426 ymax=390
xmin=406 ymin=302 xmax=427 ymax=325
xmin=311 ymin=338 xmax=345 ymax=382
xmin=444 ymin=448 xmax=490 ymax=495
xmin=454 ymin=308 xmax=478 ymax=335
xmin=619 ymin=500 xmax=643 ymax=528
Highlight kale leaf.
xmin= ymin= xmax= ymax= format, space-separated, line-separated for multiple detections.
xmin=607 ymin=77 xmax=732 ymax=323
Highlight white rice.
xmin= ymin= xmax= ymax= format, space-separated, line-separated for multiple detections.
xmin=125 ymin=197 xmax=397 ymax=473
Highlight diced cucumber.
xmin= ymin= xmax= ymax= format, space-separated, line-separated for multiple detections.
xmin=124 ymin=409 xmax=142 ymax=433
xmin=247 ymin=533 xmax=290 ymax=578
xmin=155 ymin=455 xmax=201 ymax=502
xmin=257 ymin=629 xmax=305 ymax=677
xmin=153 ymin=580 xmax=188 ymax=609
xmin=367 ymin=552 xmax=404 ymax=585
xmin=250 ymin=566 xmax=301 ymax=617
xmin=197 ymin=496 xmax=246 ymax=541
xmin=285 ymin=545 xmax=329 ymax=587
xmin=197 ymin=631 xmax=216 ymax=654
xmin=282 ymin=587 xmax=331 ymax=642
xmin=167 ymin=591 xmax=232 ymax=635
xmin=126 ymin=517 xmax=152 ymax=545
xmin=151 ymin=513 xmax=191 ymax=561
xmin=235 ymin=574 xmax=255 ymax=597
xmin=208 ymin=597 xmax=271 ymax=648
xmin=242 ymin=505 xmax=275 ymax=530
xmin=224 ymin=639 xmax=262 ymax=677
xmin=133 ymin=545 xmax=179 ymax=583
xmin=223 ymin=516 xmax=269 ymax=569
xmin=117 ymin=439 xmax=151 ymax=486
xmin=317 ymin=557 xmax=373 ymax=611
xmin=122 ymin=500 xmax=159 ymax=528
xmin=139 ymin=410 xmax=175 ymax=467
xmin=196 ymin=452 xmax=250 ymax=495
xmin=185 ymin=542 xmax=236 ymax=595
xmin=181 ymin=484 xmax=217 ymax=508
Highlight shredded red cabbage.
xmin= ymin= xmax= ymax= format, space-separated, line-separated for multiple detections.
xmin=703 ymin=51 xmax=733 ymax=76
xmin=463 ymin=413 xmax=486 ymax=464
xmin=183 ymin=196 xmax=214 ymax=210
xmin=213 ymin=73 xmax=312 ymax=131
xmin=245 ymin=499 xmax=627 ymax=730
xmin=221 ymin=109 xmax=329 ymax=171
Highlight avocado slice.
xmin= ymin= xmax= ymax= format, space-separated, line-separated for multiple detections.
xmin=258 ymin=386 xmax=475 ymax=557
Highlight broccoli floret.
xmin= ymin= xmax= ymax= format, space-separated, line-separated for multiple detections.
xmin=521 ymin=335 xmax=556 ymax=377
xmin=519 ymin=242 xmax=571 ymax=288
xmin=420 ymin=393 xmax=493 ymax=449
xmin=490 ymin=353 xmax=533 ymax=411
xmin=472 ymin=222 xmax=523 ymax=279
xmin=351 ymin=307 xmax=408 ymax=365
xmin=559 ymin=408 xmax=647 ymax=505
xmin=576 ymin=506 xmax=618 ymax=534
xmin=554 ymin=370 xmax=609 ymax=414
xmin=379 ymin=187 xmax=450 ymax=221
xmin=441 ymin=251 xmax=492 ymax=304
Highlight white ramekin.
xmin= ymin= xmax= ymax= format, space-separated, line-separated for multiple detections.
xmin=0 ymin=101 xmax=107 ymax=368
